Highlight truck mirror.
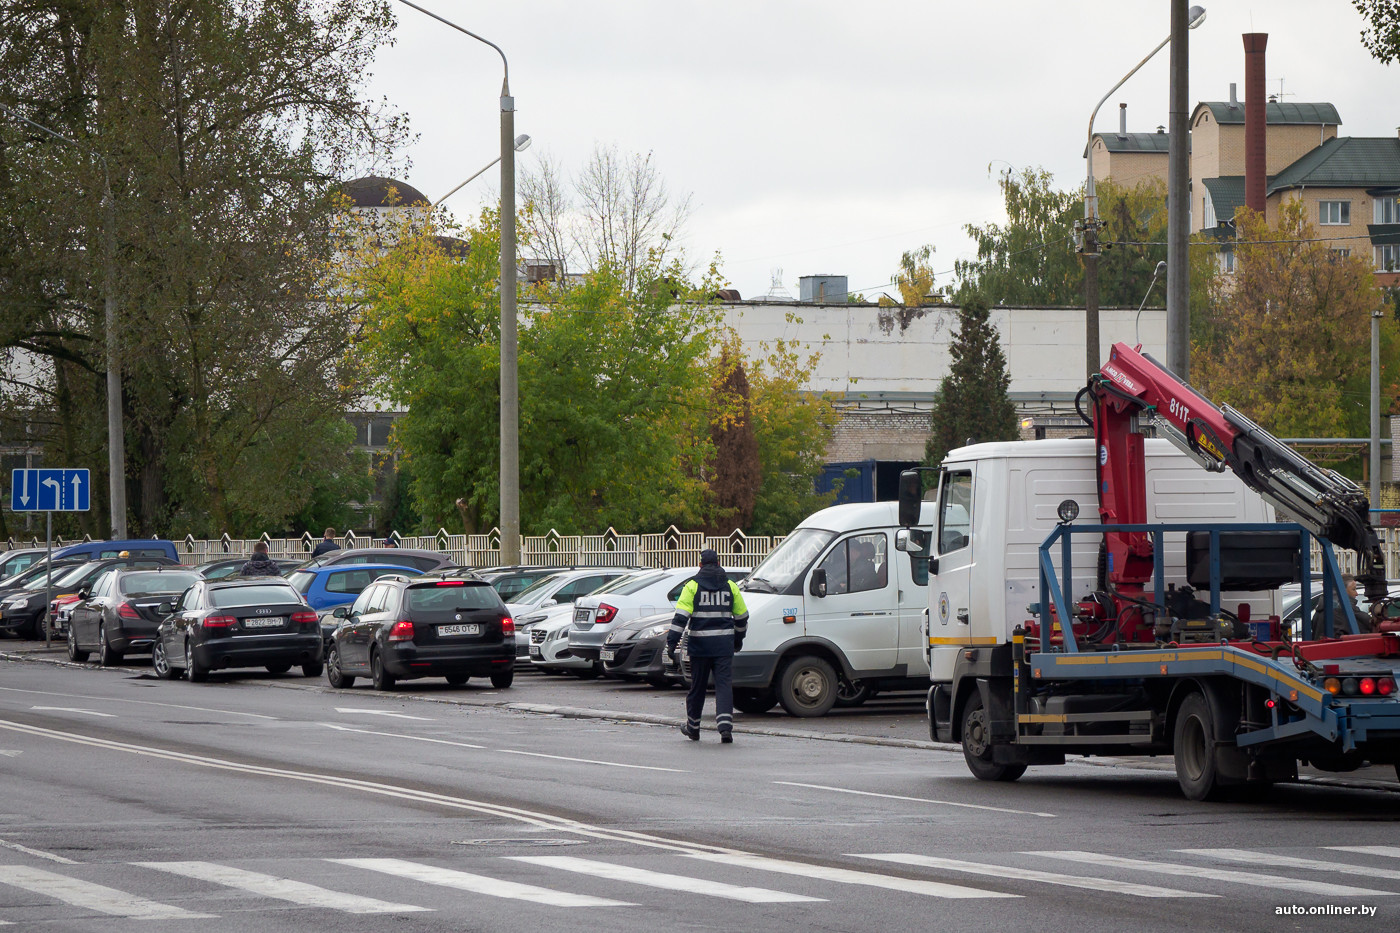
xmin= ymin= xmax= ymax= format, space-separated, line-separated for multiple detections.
xmin=894 ymin=528 xmax=931 ymax=554
xmin=809 ymin=569 xmax=828 ymax=598
xmin=897 ymin=471 xmax=923 ymax=527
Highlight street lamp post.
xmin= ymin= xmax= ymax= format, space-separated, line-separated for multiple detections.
xmin=394 ymin=0 xmax=522 ymax=565
xmin=1078 ymin=5 xmax=1205 ymax=379
xmin=432 ymin=134 xmax=532 ymax=208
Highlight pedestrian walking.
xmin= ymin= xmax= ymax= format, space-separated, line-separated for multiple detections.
xmin=667 ymin=549 xmax=747 ymax=743
xmin=239 ymin=542 xmax=280 ymax=577
xmin=311 ymin=527 xmax=340 ymax=558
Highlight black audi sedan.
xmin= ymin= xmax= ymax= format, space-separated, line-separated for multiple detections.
xmin=152 ymin=577 xmax=323 ymax=682
xmin=324 ymin=573 xmax=515 ymax=691
xmin=67 ymin=567 xmax=200 ymax=666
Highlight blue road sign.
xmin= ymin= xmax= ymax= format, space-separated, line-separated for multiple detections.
xmin=10 ymin=469 xmax=90 ymax=512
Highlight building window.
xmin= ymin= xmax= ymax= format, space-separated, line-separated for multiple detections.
xmin=1218 ymin=249 xmax=1236 ymax=274
xmin=1331 ymin=247 xmax=1351 ymax=259
xmin=1319 ymin=200 xmax=1350 ymax=225
xmin=1378 ymin=244 xmax=1400 ymax=272
xmin=1376 ymin=197 xmax=1400 ymax=225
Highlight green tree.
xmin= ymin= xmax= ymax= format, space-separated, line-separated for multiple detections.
xmin=953 ymin=167 xmax=1082 ymax=306
xmin=922 ymin=295 xmax=1018 ymax=469
xmin=881 ymin=244 xmax=939 ymax=307
xmin=705 ymin=347 xmax=760 ymax=534
xmin=1355 ymin=0 xmax=1400 ymax=63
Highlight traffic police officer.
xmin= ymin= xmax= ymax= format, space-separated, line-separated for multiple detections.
xmin=667 ymin=549 xmax=748 ymax=743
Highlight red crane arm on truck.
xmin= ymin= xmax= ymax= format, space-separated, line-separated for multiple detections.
xmin=1087 ymin=341 xmax=1387 ymax=605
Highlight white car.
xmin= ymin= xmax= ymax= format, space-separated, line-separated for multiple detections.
xmin=528 ymin=603 xmax=600 ymax=676
xmin=506 ymin=568 xmax=633 ymax=662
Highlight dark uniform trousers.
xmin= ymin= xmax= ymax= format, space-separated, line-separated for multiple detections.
xmin=686 ymin=655 xmax=733 ymax=736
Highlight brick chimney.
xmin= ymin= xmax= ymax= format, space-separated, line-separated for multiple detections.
xmin=1244 ymin=33 xmax=1268 ymax=214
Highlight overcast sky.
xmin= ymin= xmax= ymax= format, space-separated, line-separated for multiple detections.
xmin=364 ymin=1 xmax=1398 ymax=302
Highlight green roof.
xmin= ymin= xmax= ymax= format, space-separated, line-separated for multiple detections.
xmin=1199 ymin=101 xmax=1342 ymax=126
xmin=1091 ymin=131 xmax=1171 ymax=155
xmin=1268 ymin=137 xmax=1400 ymax=193
xmin=1203 ymin=176 xmax=1246 ymax=227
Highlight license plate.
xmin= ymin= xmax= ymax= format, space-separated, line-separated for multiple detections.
xmin=243 ymin=617 xmax=284 ymax=628
xmin=438 ymin=623 xmax=480 ymax=637
xmin=600 ymin=648 xmax=615 ymax=661
xmin=573 ymin=607 xmax=590 ymax=622
xmin=528 ymin=645 xmax=541 ymax=656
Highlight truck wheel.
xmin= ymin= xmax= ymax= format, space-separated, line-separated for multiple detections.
xmin=734 ymin=687 xmax=779 ymax=714
xmin=835 ymin=677 xmax=872 ymax=708
xmin=777 ymin=655 xmax=838 ymax=718
xmin=1174 ymin=691 xmax=1225 ymax=801
xmin=961 ymin=692 xmax=1026 ymax=782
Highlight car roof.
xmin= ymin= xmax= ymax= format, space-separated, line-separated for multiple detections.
xmin=298 ymin=563 xmax=427 ymax=576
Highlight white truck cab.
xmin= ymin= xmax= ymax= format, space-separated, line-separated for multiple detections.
xmin=732 ymin=500 xmax=936 ymax=718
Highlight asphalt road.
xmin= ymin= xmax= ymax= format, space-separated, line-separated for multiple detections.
xmin=2 ymin=648 xmax=1400 ymax=931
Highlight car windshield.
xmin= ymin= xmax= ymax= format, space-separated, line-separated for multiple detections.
xmin=51 ymin=563 xmax=100 ymax=588
xmin=600 ymin=571 xmax=670 ymax=597
xmin=744 ymin=528 xmax=837 ymax=592
xmin=120 ymin=571 xmax=200 ymax=597
xmin=407 ymin=583 xmax=500 ymax=611
xmin=2 ymin=560 xmax=77 ymax=589
xmin=512 ymin=573 xmax=566 ymax=605
xmin=211 ymin=584 xmax=301 ymax=608
xmin=286 ymin=571 xmax=315 ymax=594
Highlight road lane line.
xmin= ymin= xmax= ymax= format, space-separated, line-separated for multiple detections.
xmin=330 ymin=858 xmax=632 ymax=907
xmin=30 ymin=707 xmax=115 ymax=717
xmin=1183 ymin=848 xmax=1400 ymax=882
xmin=0 ymin=865 xmax=214 ymax=919
xmin=683 ymin=852 xmax=1018 ymax=899
xmin=0 ymin=686 xmax=277 ymax=720
xmin=498 ymin=750 xmax=686 ymax=773
xmin=135 ymin=861 xmax=430 ymax=914
xmin=334 ymin=708 xmax=435 ymax=721
xmin=508 ymin=855 xmax=822 ymax=903
xmin=856 ymin=853 xmax=1213 ymax=898
xmin=1329 ymin=845 xmax=1400 ymax=859
xmin=0 ymin=839 xmax=78 ymax=865
xmin=319 ymin=723 xmax=485 ymax=749
xmin=773 ymin=781 xmax=1056 ymax=818
xmin=1038 ymin=850 xmax=1396 ymax=898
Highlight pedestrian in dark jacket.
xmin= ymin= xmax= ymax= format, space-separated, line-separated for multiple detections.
xmin=311 ymin=527 xmax=340 ymax=558
xmin=667 ymin=549 xmax=747 ymax=743
xmin=240 ymin=542 xmax=281 ymax=577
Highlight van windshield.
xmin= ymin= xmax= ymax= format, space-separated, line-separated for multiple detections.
xmin=743 ymin=528 xmax=836 ymax=593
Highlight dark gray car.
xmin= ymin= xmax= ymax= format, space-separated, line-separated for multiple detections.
xmin=67 ymin=567 xmax=201 ymax=665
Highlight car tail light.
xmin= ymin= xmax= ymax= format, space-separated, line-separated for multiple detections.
xmin=502 ymin=616 xmax=514 ymax=636
xmin=203 ymin=614 xmax=237 ymax=629
xmin=596 ymin=604 xmax=618 ymax=625
xmin=1380 ymin=677 xmax=1397 ymax=696
xmin=117 ymin=602 xmax=141 ymax=620
xmin=1361 ymin=677 xmax=1378 ymax=696
xmin=291 ymin=610 xmax=318 ymax=625
xmin=388 ymin=620 xmax=414 ymax=642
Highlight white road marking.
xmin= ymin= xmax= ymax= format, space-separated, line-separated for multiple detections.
xmin=0 ymin=751 xmax=21 ymax=757
xmin=0 ymin=839 xmax=77 ymax=865
xmin=30 ymin=707 xmax=115 ymax=718
xmin=773 ymin=781 xmax=1056 ymax=818
xmin=1038 ymin=850 xmax=1396 ymax=898
xmin=509 ymin=855 xmax=822 ymax=903
xmin=0 ymin=864 xmax=213 ymax=919
xmin=0 ymin=685 xmax=277 ymax=719
xmin=330 ymin=858 xmax=632 ymax=907
xmin=856 ymin=853 xmax=1213 ymax=898
xmin=684 ymin=852 xmax=1017 ymax=899
xmin=135 ymin=861 xmax=430 ymax=914
xmin=334 ymin=708 xmax=434 ymax=721
xmin=1183 ymin=847 xmax=1400 ymax=882
xmin=319 ymin=723 xmax=485 ymax=749
xmin=499 ymin=749 xmax=686 ymax=773
xmin=1329 ymin=845 xmax=1400 ymax=859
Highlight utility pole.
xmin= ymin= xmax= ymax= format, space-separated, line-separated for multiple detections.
xmin=1165 ymin=0 xmax=1193 ymax=379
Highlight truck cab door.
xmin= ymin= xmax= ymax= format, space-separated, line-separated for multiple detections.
xmin=929 ymin=468 xmax=975 ymax=683
xmin=804 ymin=531 xmax=898 ymax=675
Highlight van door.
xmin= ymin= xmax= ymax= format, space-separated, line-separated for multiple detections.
xmin=929 ymin=468 xmax=975 ymax=681
xmin=895 ymin=527 xmax=932 ymax=678
xmin=804 ymin=531 xmax=898 ymax=674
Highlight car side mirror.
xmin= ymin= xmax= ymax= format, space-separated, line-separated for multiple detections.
xmin=809 ymin=569 xmax=827 ymax=599
xmin=332 ymin=606 xmax=349 ymax=619
xmin=77 ymin=588 xmax=90 ymax=600
xmin=157 ymin=601 xmax=172 ymax=615
xmin=542 ymin=599 xmax=557 ymax=608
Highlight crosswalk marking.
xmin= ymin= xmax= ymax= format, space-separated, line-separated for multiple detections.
xmin=135 ymin=861 xmax=431 ymax=914
xmin=329 ymin=858 xmax=633 ymax=907
xmin=855 ymin=853 xmax=1214 ymax=898
xmin=684 ymin=852 xmax=1017 ymax=899
xmin=508 ymin=855 xmax=824 ymax=903
xmin=1038 ymin=850 xmax=1397 ymax=898
xmin=0 ymin=865 xmax=213 ymax=920
xmin=1329 ymin=845 xmax=1400 ymax=860
xmin=1182 ymin=848 xmax=1400 ymax=882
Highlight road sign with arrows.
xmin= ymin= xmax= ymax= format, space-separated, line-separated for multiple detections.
xmin=10 ymin=469 xmax=90 ymax=512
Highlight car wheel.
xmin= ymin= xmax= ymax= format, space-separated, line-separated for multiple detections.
xmin=490 ymin=669 xmax=514 ymax=689
xmin=961 ymin=691 xmax=1026 ymax=782
xmin=445 ymin=673 xmax=470 ymax=687
xmin=66 ymin=625 xmax=90 ymax=663
xmin=186 ymin=639 xmax=209 ymax=683
xmin=834 ymin=677 xmax=872 ymax=708
xmin=97 ymin=624 xmax=124 ymax=667
xmin=776 ymin=655 xmax=838 ymax=718
xmin=265 ymin=662 xmax=292 ymax=674
xmin=152 ymin=640 xmax=177 ymax=680
xmin=371 ymin=649 xmax=396 ymax=691
xmin=326 ymin=644 xmax=354 ymax=689
xmin=301 ymin=659 xmax=324 ymax=678
xmin=734 ymin=687 xmax=779 ymax=715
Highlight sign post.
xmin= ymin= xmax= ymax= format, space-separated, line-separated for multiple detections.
xmin=10 ymin=469 xmax=92 ymax=647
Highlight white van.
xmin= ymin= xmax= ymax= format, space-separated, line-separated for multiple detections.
xmin=730 ymin=500 xmax=936 ymax=718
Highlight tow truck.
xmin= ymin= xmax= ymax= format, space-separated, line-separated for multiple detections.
xmin=897 ymin=342 xmax=1400 ymax=800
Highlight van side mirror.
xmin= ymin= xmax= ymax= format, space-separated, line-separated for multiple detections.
xmin=897 ymin=470 xmax=923 ymax=527
xmin=809 ymin=569 xmax=828 ymax=598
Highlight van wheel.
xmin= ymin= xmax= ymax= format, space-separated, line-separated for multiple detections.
xmin=777 ymin=655 xmax=838 ymax=718
xmin=1174 ymin=691 xmax=1225 ymax=801
xmin=961 ymin=692 xmax=1026 ymax=781
xmin=835 ymin=677 xmax=873 ymax=708
xmin=734 ymin=687 xmax=778 ymax=714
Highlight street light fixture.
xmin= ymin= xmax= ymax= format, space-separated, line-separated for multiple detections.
xmin=394 ymin=0 xmax=523 ymax=565
xmin=432 ymin=134 xmax=532 ymax=209
xmin=1079 ymin=4 xmax=1205 ymax=379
